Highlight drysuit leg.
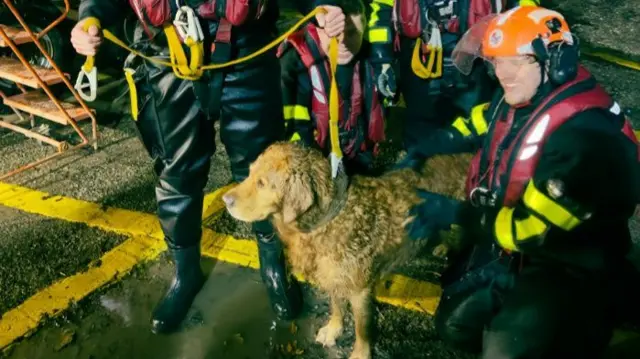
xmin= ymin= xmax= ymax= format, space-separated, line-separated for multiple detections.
xmin=218 ymin=49 xmax=302 ymax=320
xmin=132 ymin=61 xmax=213 ymax=333
xmin=482 ymin=265 xmax=616 ymax=359
xmin=436 ymin=247 xmax=616 ymax=358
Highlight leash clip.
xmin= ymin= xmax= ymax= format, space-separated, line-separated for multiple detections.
xmin=469 ymin=186 xmax=497 ymax=208
xmin=173 ymin=5 xmax=204 ymax=43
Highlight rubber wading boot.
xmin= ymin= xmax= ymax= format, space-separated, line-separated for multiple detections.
xmin=256 ymin=232 xmax=303 ymax=320
xmin=151 ymin=245 xmax=205 ymax=334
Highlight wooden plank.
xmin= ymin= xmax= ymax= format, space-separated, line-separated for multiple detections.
xmin=0 ymin=24 xmax=33 ymax=47
xmin=0 ymin=57 xmax=64 ymax=88
xmin=3 ymin=91 xmax=91 ymax=125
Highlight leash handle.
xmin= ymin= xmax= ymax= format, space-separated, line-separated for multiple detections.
xmin=75 ymin=17 xmax=101 ymax=102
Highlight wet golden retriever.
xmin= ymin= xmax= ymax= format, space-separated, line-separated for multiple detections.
xmin=222 ymin=142 xmax=471 ymax=359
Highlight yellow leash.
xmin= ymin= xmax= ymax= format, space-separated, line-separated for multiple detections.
xmin=76 ymin=7 xmax=327 ymax=98
xmin=76 ymin=6 xmax=345 ymax=179
xmin=327 ymin=36 xmax=344 ymax=178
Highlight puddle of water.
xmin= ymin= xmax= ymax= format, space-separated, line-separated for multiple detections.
xmin=4 ymin=258 xmax=340 ymax=359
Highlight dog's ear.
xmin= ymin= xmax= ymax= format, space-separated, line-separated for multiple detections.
xmin=282 ymin=171 xmax=314 ymax=223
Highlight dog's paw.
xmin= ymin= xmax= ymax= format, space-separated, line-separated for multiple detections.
xmin=432 ymin=244 xmax=450 ymax=258
xmin=315 ymin=322 xmax=343 ymax=347
xmin=348 ymin=341 xmax=372 ymax=359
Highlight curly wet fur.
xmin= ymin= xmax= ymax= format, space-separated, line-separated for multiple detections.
xmin=224 ymin=142 xmax=472 ymax=359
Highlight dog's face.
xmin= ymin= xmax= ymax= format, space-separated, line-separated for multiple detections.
xmin=223 ymin=143 xmax=323 ymax=224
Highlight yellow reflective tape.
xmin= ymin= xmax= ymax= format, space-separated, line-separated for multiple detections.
xmin=367 ymin=28 xmax=391 ymax=43
xmin=519 ymin=0 xmax=539 ymax=6
xmin=368 ymin=3 xmax=381 ymax=27
xmin=290 ymin=132 xmax=301 ymax=142
xmin=522 ymin=181 xmax=582 ymax=230
xmin=514 ymin=213 xmax=548 ymax=241
xmin=123 ymin=68 xmax=138 ymax=121
xmin=374 ymin=0 xmax=394 ymax=6
xmin=470 ymin=103 xmax=489 ymax=135
xmin=283 ymin=105 xmax=311 ymax=121
xmin=452 ymin=116 xmax=472 ymax=137
xmin=495 ymin=207 xmax=517 ymax=251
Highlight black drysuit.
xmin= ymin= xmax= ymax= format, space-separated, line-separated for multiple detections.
xmin=77 ymin=0 xmax=327 ymax=327
xmin=409 ymin=77 xmax=640 ymax=358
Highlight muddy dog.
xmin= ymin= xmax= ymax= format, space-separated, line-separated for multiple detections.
xmin=223 ymin=142 xmax=471 ymax=359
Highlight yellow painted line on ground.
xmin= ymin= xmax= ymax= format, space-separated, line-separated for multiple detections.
xmin=583 ymin=51 xmax=640 ymax=72
xmin=0 ymin=182 xmax=442 ymax=349
xmin=0 ymin=234 xmax=165 ymax=350
xmin=0 ymin=182 xmax=636 ymax=350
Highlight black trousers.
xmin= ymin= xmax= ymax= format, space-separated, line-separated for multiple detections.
xmin=397 ymin=37 xmax=496 ymax=152
xmin=435 ymin=243 xmax=624 ymax=359
xmin=130 ymin=46 xmax=284 ymax=248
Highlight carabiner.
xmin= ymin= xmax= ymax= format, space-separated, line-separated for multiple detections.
xmin=173 ymin=5 xmax=204 ymax=43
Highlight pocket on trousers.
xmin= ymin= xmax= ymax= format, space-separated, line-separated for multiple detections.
xmin=124 ymin=66 xmax=166 ymax=159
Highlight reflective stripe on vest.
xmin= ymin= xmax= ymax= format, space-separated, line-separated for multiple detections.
xmin=466 ymin=66 xmax=639 ymax=207
xmin=278 ymin=23 xmax=386 ymax=158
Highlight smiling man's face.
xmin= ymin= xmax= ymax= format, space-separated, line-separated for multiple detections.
xmin=493 ymin=55 xmax=543 ymax=106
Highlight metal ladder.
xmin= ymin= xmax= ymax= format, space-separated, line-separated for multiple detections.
xmin=0 ymin=0 xmax=98 ymax=180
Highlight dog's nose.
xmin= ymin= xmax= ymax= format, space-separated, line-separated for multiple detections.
xmin=222 ymin=193 xmax=235 ymax=207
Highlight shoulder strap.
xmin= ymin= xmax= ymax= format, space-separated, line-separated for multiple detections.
xmin=278 ymin=23 xmax=325 ymax=68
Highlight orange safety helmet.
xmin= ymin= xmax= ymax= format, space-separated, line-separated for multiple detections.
xmin=482 ymin=6 xmax=572 ymax=58
xmin=452 ymin=6 xmax=576 ymax=79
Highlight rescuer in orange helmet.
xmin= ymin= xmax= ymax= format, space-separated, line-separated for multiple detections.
xmin=403 ymin=6 xmax=640 ymax=357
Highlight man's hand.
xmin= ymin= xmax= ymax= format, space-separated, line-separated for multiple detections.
xmin=316 ymin=5 xmax=346 ymax=38
xmin=405 ymin=190 xmax=462 ymax=241
xmin=70 ymin=18 xmax=102 ymax=56
xmin=374 ymin=63 xmax=397 ymax=100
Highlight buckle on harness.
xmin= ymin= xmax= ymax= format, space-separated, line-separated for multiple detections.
xmin=173 ymin=5 xmax=204 ymax=43
xmin=469 ymin=187 xmax=497 ymax=208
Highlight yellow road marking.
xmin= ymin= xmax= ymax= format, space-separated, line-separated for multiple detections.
xmin=583 ymin=51 xmax=640 ymax=72
xmin=0 ymin=235 xmax=165 ymax=349
xmin=0 ymin=182 xmax=442 ymax=349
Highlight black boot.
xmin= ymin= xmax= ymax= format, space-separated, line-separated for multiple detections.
xmin=256 ymin=231 xmax=303 ymax=320
xmin=151 ymin=245 xmax=205 ymax=334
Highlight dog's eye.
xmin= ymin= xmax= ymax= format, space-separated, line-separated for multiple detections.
xmin=257 ymin=178 xmax=265 ymax=188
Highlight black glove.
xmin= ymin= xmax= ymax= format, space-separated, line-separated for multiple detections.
xmin=405 ymin=190 xmax=463 ymax=241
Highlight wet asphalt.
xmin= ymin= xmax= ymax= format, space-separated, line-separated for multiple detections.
xmin=0 ymin=0 xmax=639 ymax=358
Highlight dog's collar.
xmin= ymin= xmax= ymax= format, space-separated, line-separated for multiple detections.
xmin=296 ymin=166 xmax=350 ymax=233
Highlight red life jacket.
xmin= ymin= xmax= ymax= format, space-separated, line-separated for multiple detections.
xmin=128 ymin=0 xmax=265 ymax=38
xmin=465 ymin=66 xmax=640 ymax=207
xmin=393 ymin=0 xmax=507 ymax=38
xmin=276 ymin=23 xmax=386 ymax=158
